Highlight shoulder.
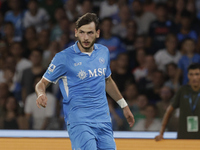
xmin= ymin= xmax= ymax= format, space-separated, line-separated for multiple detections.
xmin=95 ymin=43 xmax=109 ymax=52
xmin=56 ymin=45 xmax=74 ymax=57
xmin=177 ymin=85 xmax=190 ymax=92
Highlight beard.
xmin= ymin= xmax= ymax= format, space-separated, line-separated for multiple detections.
xmin=78 ymin=37 xmax=96 ymax=52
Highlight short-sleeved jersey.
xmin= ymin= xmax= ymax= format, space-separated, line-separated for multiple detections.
xmin=171 ymin=85 xmax=200 ymax=139
xmin=43 ymin=41 xmax=112 ymax=124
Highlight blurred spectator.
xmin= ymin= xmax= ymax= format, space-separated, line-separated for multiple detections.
xmin=0 ymin=96 xmax=26 ymax=129
xmin=124 ymin=83 xmax=139 ymax=113
xmin=0 ymin=83 xmax=9 ymax=118
xmin=23 ymin=0 xmax=50 ymax=33
xmin=39 ymin=0 xmax=63 ymax=24
xmin=131 ymin=104 xmax=162 ymax=131
xmin=99 ymin=0 xmax=119 ymax=20
xmin=0 ymin=12 xmax=4 ymax=38
xmin=173 ymin=0 xmax=186 ymax=25
xmin=112 ymin=5 xmax=130 ymax=39
xmin=54 ymin=7 xmax=67 ymax=26
xmin=3 ymin=68 xmax=21 ymax=101
xmin=10 ymin=42 xmax=32 ymax=82
xmin=132 ymin=48 xmax=147 ymax=82
xmin=21 ymin=49 xmax=45 ymax=102
xmin=137 ymin=55 xmax=157 ymax=92
xmin=24 ymin=77 xmax=56 ymax=130
xmin=143 ymin=0 xmax=156 ymax=13
xmin=0 ymin=39 xmax=9 ymax=60
xmin=58 ymin=33 xmax=74 ymax=50
xmin=156 ymin=86 xmax=178 ymax=131
xmin=50 ymin=18 xmax=70 ymax=41
xmin=122 ymin=19 xmax=137 ymax=52
xmin=79 ymin=0 xmax=93 ymax=16
xmin=97 ymin=17 xmax=126 ymax=60
xmin=64 ymin=0 xmax=80 ymax=22
xmin=144 ymin=70 xmax=165 ymax=104
xmin=176 ymin=38 xmax=200 ymax=85
xmin=4 ymin=0 xmax=25 ymax=38
xmin=164 ymin=63 xmax=180 ymax=92
xmin=38 ymin=29 xmax=50 ymax=52
xmin=3 ymin=22 xmax=22 ymax=45
xmin=112 ymin=53 xmax=135 ymax=93
xmin=43 ymin=41 xmax=60 ymax=68
xmin=177 ymin=10 xmax=198 ymax=42
xmin=148 ymin=3 xmax=177 ymax=54
xmin=23 ymin=26 xmax=38 ymax=57
xmin=154 ymin=34 xmax=182 ymax=72
xmin=131 ymin=0 xmax=156 ymax=35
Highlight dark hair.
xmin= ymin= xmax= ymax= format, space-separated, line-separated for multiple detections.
xmin=76 ymin=13 xmax=99 ymax=30
xmin=155 ymin=2 xmax=166 ymax=10
xmin=166 ymin=62 xmax=177 ymax=70
xmin=181 ymin=10 xmax=191 ymax=18
xmin=31 ymin=48 xmax=43 ymax=56
xmin=100 ymin=17 xmax=112 ymax=24
xmin=187 ymin=63 xmax=200 ymax=72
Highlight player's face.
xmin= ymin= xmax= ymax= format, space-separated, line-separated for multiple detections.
xmin=188 ymin=69 xmax=200 ymax=87
xmin=75 ymin=22 xmax=100 ymax=52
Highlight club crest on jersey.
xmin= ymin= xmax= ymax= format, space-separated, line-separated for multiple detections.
xmin=48 ymin=64 xmax=56 ymax=72
xmin=99 ymin=57 xmax=105 ymax=64
xmin=77 ymin=70 xmax=87 ymax=80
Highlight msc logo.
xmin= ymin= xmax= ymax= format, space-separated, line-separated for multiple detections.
xmin=48 ymin=64 xmax=56 ymax=72
xmin=77 ymin=68 xmax=106 ymax=80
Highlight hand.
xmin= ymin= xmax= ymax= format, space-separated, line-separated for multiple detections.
xmin=155 ymin=134 xmax=163 ymax=141
xmin=36 ymin=94 xmax=47 ymax=108
xmin=123 ymin=106 xmax=135 ymax=127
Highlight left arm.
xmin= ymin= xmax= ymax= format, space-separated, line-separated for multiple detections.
xmin=106 ymin=76 xmax=135 ymax=127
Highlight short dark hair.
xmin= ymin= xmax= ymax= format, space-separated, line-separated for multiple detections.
xmin=31 ymin=48 xmax=43 ymax=56
xmin=188 ymin=63 xmax=200 ymax=72
xmin=76 ymin=13 xmax=99 ymax=30
xmin=155 ymin=2 xmax=166 ymax=10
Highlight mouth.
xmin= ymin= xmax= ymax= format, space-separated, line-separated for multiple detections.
xmin=83 ymin=41 xmax=90 ymax=46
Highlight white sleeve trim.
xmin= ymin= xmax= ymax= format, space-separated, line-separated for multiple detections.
xmin=105 ymin=73 xmax=112 ymax=79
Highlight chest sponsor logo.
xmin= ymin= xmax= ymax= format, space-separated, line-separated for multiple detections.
xmin=77 ymin=68 xmax=106 ymax=80
xmin=77 ymin=70 xmax=87 ymax=80
xmin=74 ymin=62 xmax=82 ymax=66
xmin=99 ymin=57 xmax=105 ymax=64
xmin=48 ymin=64 xmax=56 ymax=72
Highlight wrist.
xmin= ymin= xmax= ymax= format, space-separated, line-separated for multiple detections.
xmin=117 ymin=98 xmax=128 ymax=108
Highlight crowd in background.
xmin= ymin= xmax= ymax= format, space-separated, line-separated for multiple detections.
xmin=0 ymin=0 xmax=200 ymax=131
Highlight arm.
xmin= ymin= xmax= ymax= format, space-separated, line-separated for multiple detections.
xmin=155 ymin=105 xmax=174 ymax=141
xmin=35 ymin=78 xmax=51 ymax=108
xmin=106 ymin=76 xmax=135 ymax=127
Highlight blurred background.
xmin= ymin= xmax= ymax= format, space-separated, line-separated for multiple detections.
xmin=0 ymin=0 xmax=200 ymax=132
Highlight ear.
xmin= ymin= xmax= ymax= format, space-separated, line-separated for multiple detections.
xmin=75 ymin=28 xmax=78 ymax=37
xmin=96 ymin=29 xmax=100 ymax=38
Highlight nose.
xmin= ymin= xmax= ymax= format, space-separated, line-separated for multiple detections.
xmin=83 ymin=33 xmax=89 ymax=40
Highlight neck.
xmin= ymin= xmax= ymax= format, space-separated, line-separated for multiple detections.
xmin=187 ymin=53 xmax=194 ymax=58
xmin=167 ymin=49 xmax=175 ymax=55
xmin=78 ymin=42 xmax=93 ymax=53
xmin=103 ymin=33 xmax=111 ymax=39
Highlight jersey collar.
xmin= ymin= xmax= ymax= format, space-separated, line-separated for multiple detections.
xmin=73 ymin=41 xmax=98 ymax=54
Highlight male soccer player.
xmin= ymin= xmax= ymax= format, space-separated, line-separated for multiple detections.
xmin=155 ymin=63 xmax=200 ymax=140
xmin=35 ymin=13 xmax=135 ymax=150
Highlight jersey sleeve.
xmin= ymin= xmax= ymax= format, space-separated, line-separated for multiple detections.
xmin=105 ymin=48 xmax=111 ymax=78
xmin=171 ymin=87 xmax=182 ymax=109
xmin=43 ymin=53 xmax=67 ymax=84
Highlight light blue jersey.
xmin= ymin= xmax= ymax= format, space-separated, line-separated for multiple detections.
xmin=43 ymin=41 xmax=112 ymax=124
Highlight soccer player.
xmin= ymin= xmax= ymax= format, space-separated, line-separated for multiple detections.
xmin=155 ymin=63 xmax=200 ymax=140
xmin=35 ymin=13 xmax=135 ymax=150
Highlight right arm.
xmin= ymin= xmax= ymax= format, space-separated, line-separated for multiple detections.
xmin=35 ymin=78 xmax=51 ymax=108
xmin=155 ymin=105 xmax=174 ymax=141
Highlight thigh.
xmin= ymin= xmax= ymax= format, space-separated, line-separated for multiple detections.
xmin=67 ymin=124 xmax=97 ymax=150
xmin=97 ymin=122 xmax=116 ymax=150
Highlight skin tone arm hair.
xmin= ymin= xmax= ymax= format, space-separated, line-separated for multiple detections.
xmin=106 ymin=76 xmax=135 ymax=127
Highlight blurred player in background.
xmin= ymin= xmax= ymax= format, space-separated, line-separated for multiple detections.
xmin=35 ymin=13 xmax=135 ymax=150
xmin=155 ymin=63 xmax=200 ymax=140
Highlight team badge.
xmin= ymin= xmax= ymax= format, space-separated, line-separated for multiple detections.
xmin=48 ymin=64 xmax=56 ymax=72
xmin=77 ymin=70 xmax=87 ymax=80
xmin=99 ymin=57 xmax=105 ymax=64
